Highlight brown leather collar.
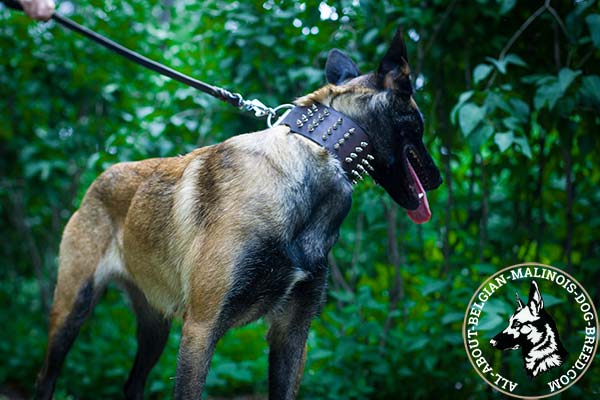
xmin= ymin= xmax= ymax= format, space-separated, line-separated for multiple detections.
xmin=278 ymin=103 xmax=375 ymax=184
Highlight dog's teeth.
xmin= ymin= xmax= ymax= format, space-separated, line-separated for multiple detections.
xmin=360 ymin=142 xmax=368 ymax=148
xmin=355 ymin=147 xmax=363 ymax=153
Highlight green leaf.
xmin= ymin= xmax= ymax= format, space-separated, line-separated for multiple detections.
xmin=579 ymin=75 xmax=600 ymax=107
xmin=558 ymin=68 xmax=581 ymax=92
xmin=585 ymin=14 xmax=600 ymax=48
xmin=458 ymin=103 xmax=486 ymax=136
xmin=473 ymin=64 xmax=493 ymax=84
xmin=513 ymin=136 xmax=532 ymax=158
xmin=494 ymin=131 xmax=514 ymax=152
xmin=450 ymin=90 xmax=474 ymax=124
xmin=534 ymin=81 xmax=561 ymax=110
xmin=467 ymin=123 xmax=494 ymax=154
xmin=485 ymin=56 xmax=507 ymax=74
xmin=499 ymin=0 xmax=516 ymax=15
xmin=504 ymin=53 xmax=527 ymax=68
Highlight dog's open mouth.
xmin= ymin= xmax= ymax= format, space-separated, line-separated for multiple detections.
xmin=404 ymin=147 xmax=432 ymax=224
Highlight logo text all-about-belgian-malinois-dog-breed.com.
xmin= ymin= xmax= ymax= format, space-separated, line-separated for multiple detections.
xmin=463 ymin=263 xmax=598 ymax=399
xmin=33 ymin=28 xmax=443 ymax=400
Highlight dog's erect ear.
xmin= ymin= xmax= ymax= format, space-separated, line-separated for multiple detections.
xmin=325 ymin=49 xmax=360 ymax=85
xmin=515 ymin=292 xmax=525 ymax=310
xmin=527 ymin=280 xmax=544 ymax=316
xmin=377 ymin=27 xmax=412 ymax=97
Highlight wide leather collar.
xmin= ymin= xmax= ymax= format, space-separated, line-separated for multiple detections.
xmin=278 ymin=103 xmax=375 ymax=184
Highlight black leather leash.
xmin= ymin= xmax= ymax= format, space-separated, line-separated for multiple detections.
xmin=1 ymin=0 xmax=279 ymax=117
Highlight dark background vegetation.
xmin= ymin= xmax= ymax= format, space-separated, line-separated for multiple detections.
xmin=1 ymin=0 xmax=599 ymax=398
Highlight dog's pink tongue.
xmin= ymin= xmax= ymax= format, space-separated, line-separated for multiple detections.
xmin=406 ymin=162 xmax=431 ymax=224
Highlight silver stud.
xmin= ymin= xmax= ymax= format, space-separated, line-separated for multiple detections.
xmin=311 ymin=104 xmax=318 ymax=111
xmin=301 ymin=114 xmax=308 ymax=122
xmin=307 ymin=109 xmax=313 ymax=117
xmin=350 ymin=152 xmax=358 ymax=158
xmin=357 ymin=165 xmax=366 ymax=173
xmin=362 ymin=159 xmax=375 ymax=171
xmin=334 ymin=143 xmax=340 ymax=150
xmin=355 ymin=147 xmax=363 ymax=153
xmin=352 ymin=170 xmax=360 ymax=177
xmin=318 ymin=113 xmax=324 ymax=121
xmin=344 ymin=132 xmax=350 ymax=139
xmin=322 ymin=134 xmax=327 ymax=141
xmin=327 ymin=127 xmax=333 ymax=135
xmin=349 ymin=127 xmax=356 ymax=134
xmin=345 ymin=157 xmax=353 ymax=163
xmin=324 ymin=109 xmax=330 ymax=116
xmin=352 ymin=180 xmax=358 ymax=185
xmin=360 ymin=142 xmax=368 ymax=148
xmin=333 ymin=124 xmax=339 ymax=130
xmin=366 ymin=154 xmax=375 ymax=161
xmin=337 ymin=117 xmax=343 ymax=124
xmin=296 ymin=119 xmax=303 ymax=127
xmin=308 ymin=124 xmax=314 ymax=132
xmin=312 ymin=118 xmax=319 ymax=126
xmin=338 ymin=138 xmax=345 ymax=145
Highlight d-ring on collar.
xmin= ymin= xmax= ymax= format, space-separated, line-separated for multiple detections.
xmin=279 ymin=103 xmax=375 ymax=184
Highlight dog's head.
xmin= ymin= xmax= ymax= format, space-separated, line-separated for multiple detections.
xmin=297 ymin=28 xmax=442 ymax=223
xmin=489 ymin=280 xmax=545 ymax=351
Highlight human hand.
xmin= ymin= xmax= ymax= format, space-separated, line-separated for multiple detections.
xmin=19 ymin=0 xmax=55 ymax=21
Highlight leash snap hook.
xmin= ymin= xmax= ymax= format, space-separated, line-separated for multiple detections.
xmin=242 ymin=98 xmax=274 ymax=118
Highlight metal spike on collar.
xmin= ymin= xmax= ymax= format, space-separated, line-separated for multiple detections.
xmin=311 ymin=104 xmax=318 ymax=111
xmin=360 ymin=142 xmax=368 ymax=148
xmin=362 ymin=159 xmax=375 ymax=171
xmin=307 ymin=108 xmax=313 ymax=117
xmin=350 ymin=152 xmax=358 ymax=159
xmin=366 ymin=154 xmax=375 ymax=161
xmin=301 ymin=114 xmax=308 ymax=122
xmin=296 ymin=119 xmax=303 ymax=128
xmin=355 ymin=147 xmax=363 ymax=153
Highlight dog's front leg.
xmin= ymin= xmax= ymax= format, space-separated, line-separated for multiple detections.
xmin=267 ymin=275 xmax=327 ymax=400
xmin=173 ymin=316 xmax=221 ymax=399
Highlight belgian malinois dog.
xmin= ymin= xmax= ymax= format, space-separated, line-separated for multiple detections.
xmin=35 ymin=28 xmax=442 ymax=399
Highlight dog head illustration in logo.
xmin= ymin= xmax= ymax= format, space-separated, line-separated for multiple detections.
xmin=489 ymin=280 xmax=568 ymax=377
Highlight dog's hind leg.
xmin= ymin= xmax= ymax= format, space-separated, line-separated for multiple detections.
xmin=122 ymin=282 xmax=172 ymax=400
xmin=34 ymin=204 xmax=113 ymax=400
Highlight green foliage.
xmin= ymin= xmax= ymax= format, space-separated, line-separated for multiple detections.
xmin=1 ymin=0 xmax=600 ymax=399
